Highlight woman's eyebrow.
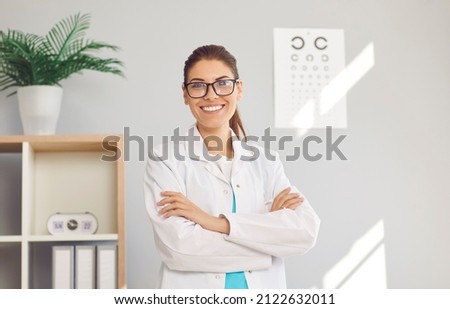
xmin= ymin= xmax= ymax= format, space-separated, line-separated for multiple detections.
xmin=188 ymin=75 xmax=232 ymax=83
xmin=189 ymin=78 xmax=205 ymax=82
xmin=215 ymin=75 xmax=232 ymax=80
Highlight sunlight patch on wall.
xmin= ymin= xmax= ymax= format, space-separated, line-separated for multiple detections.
xmin=295 ymin=42 xmax=375 ymax=137
xmin=320 ymin=42 xmax=375 ymax=115
xmin=323 ymin=219 xmax=387 ymax=289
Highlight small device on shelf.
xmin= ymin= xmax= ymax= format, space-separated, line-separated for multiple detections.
xmin=47 ymin=212 xmax=98 ymax=235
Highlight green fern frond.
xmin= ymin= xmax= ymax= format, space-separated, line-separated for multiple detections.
xmin=0 ymin=12 xmax=124 ymax=96
xmin=1 ymin=31 xmax=43 ymax=60
xmin=45 ymin=12 xmax=91 ymax=60
xmin=53 ymin=54 xmax=124 ymax=82
xmin=61 ymin=39 xmax=121 ymax=60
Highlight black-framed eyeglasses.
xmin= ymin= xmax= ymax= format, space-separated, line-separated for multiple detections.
xmin=184 ymin=79 xmax=240 ymax=98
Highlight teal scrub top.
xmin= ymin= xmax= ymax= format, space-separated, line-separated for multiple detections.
xmin=224 ymin=192 xmax=248 ymax=289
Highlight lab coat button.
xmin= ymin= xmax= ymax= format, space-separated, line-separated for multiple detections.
xmin=223 ymin=189 xmax=228 ymax=194
xmin=215 ymin=275 xmax=221 ymax=279
xmin=236 ymin=184 xmax=240 ymax=188
xmin=248 ymin=270 xmax=252 ymax=274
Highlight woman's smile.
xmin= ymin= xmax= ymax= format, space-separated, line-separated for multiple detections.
xmin=200 ymin=104 xmax=225 ymax=113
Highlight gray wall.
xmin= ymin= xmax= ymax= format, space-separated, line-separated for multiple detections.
xmin=1 ymin=0 xmax=449 ymax=288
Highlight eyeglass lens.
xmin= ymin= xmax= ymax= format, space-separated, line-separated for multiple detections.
xmin=186 ymin=80 xmax=236 ymax=98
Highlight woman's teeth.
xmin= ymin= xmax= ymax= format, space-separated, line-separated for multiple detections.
xmin=201 ymin=105 xmax=224 ymax=112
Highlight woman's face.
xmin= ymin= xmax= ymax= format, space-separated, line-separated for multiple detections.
xmin=183 ymin=59 xmax=242 ymax=134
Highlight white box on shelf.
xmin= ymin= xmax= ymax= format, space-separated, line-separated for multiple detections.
xmin=96 ymin=245 xmax=117 ymax=289
xmin=52 ymin=246 xmax=74 ymax=289
xmin=75 ymin=245 xmax=96 ymax=289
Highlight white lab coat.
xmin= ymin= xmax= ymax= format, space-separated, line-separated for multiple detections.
xmin=144 ymin=125 xmax=320 ymax=288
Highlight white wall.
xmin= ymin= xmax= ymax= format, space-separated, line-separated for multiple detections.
xmin=1 ymin=0 xmax=449 ymax=288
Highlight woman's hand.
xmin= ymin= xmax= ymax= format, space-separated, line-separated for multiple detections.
xmin=157 ymin=191 xmax=230 ymax=234
xmin=270 ymin=187 xmax=304 ymax=212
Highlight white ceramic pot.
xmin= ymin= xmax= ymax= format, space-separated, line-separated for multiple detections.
xmin=17 ymin=85 xmax=63 ymax=135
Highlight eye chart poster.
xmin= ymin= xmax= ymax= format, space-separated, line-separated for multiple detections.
xmin=274 ymin=28 xmax=347 ymax=129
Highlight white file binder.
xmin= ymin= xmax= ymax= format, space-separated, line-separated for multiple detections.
xmin=52 ymin=246 xmax=74 ymax=289
xmin=75 ymin=245 xmax=96 ymax=289
xmin=96 ymin=245 xmax=117 ymax=289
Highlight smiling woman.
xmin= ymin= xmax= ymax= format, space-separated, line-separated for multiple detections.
xmin=143 ymin=44 xmax=321 ymax=289
xmin=183 ymin=59 xmax=243 ymax=155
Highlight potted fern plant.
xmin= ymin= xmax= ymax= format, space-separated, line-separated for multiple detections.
xmin=0 ymin=12 xmax=124 ymax=135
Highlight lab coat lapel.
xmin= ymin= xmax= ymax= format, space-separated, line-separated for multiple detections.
xmin=185 ymin=125 xmax=229 ymax=185
xmin=204 ymin=162 xmax=229 ymax=184
xmin=232 ymin=134 xmax=254 ymax=177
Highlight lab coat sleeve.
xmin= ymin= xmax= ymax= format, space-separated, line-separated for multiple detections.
xmin=223 ymin=152 xmax=320 ymax=258
xmin=144 ymin=146 xmax=272 ymax=273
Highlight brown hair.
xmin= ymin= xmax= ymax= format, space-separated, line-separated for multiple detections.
xmin=183 ymin=45 xmax=247 ymax=140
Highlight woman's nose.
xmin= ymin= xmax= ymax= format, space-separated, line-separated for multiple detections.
xmin=204 ymin=84 xmax=218 ymax=100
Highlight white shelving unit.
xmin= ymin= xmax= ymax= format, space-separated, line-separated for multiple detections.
xmin=0 ymin=135 xmax=125 ymax=289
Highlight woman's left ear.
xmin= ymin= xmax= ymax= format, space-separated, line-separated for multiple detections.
xmin=236 ymin=80 xmax=243 ymax=101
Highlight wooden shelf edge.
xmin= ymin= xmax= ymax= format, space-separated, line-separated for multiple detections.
xmin=27 ymin=234 xmax=118 ymax=242
xmin=0 ymin=235 xmax=23 ymax=242
xmin=0 ymin=134 xmax=123 ymax=152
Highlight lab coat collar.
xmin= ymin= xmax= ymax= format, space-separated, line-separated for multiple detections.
xmin=184 ymin=125 xmax=209 ymax=162
xmin=186 ymin=124 xmax=253 ymax=163
xmin=185 ymin=125 xmax=253 ymax=180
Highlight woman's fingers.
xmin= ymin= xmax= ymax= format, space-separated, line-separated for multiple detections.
xmin=271 ymin=186 xmax=305 ymax=211
xmin=271 ymin=188 xmax=292 ymax=211
xmin=159 ymin=202 xmax=187 ymax=217
xmin=272 ymin=187 xmax=291 ymax=206
xmin=160 ymin=206 xmax=181 ymax=218
xmin=275 ymin=192 xmax=301 ymax=210
xmin=157 ymin=197 xmax=180 ymax=206
xmin=157 ymin=191 xmax=200 ymax=219
xmin=157 ymin=191 xmax=186 ymax=206
xmin=284 ymin=197 xmax=304 ymax=210
xmin=157 ymin=191 xmax=186 ymax=218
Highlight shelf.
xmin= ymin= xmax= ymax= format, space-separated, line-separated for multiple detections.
xmin=27 ymin=234 xmax=118 ymax=242
xmin=0 ymin=135 xmax=125 ymax=289
xmin=29 ymin=150 xmax=118 ymax=235
xmin=0 ymin=236 xmax=22 ymax=242
xmin=29 ymin=240 xmax=118 ymax=289
xmin=0 ymin=134 xmax=120 ymax=152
